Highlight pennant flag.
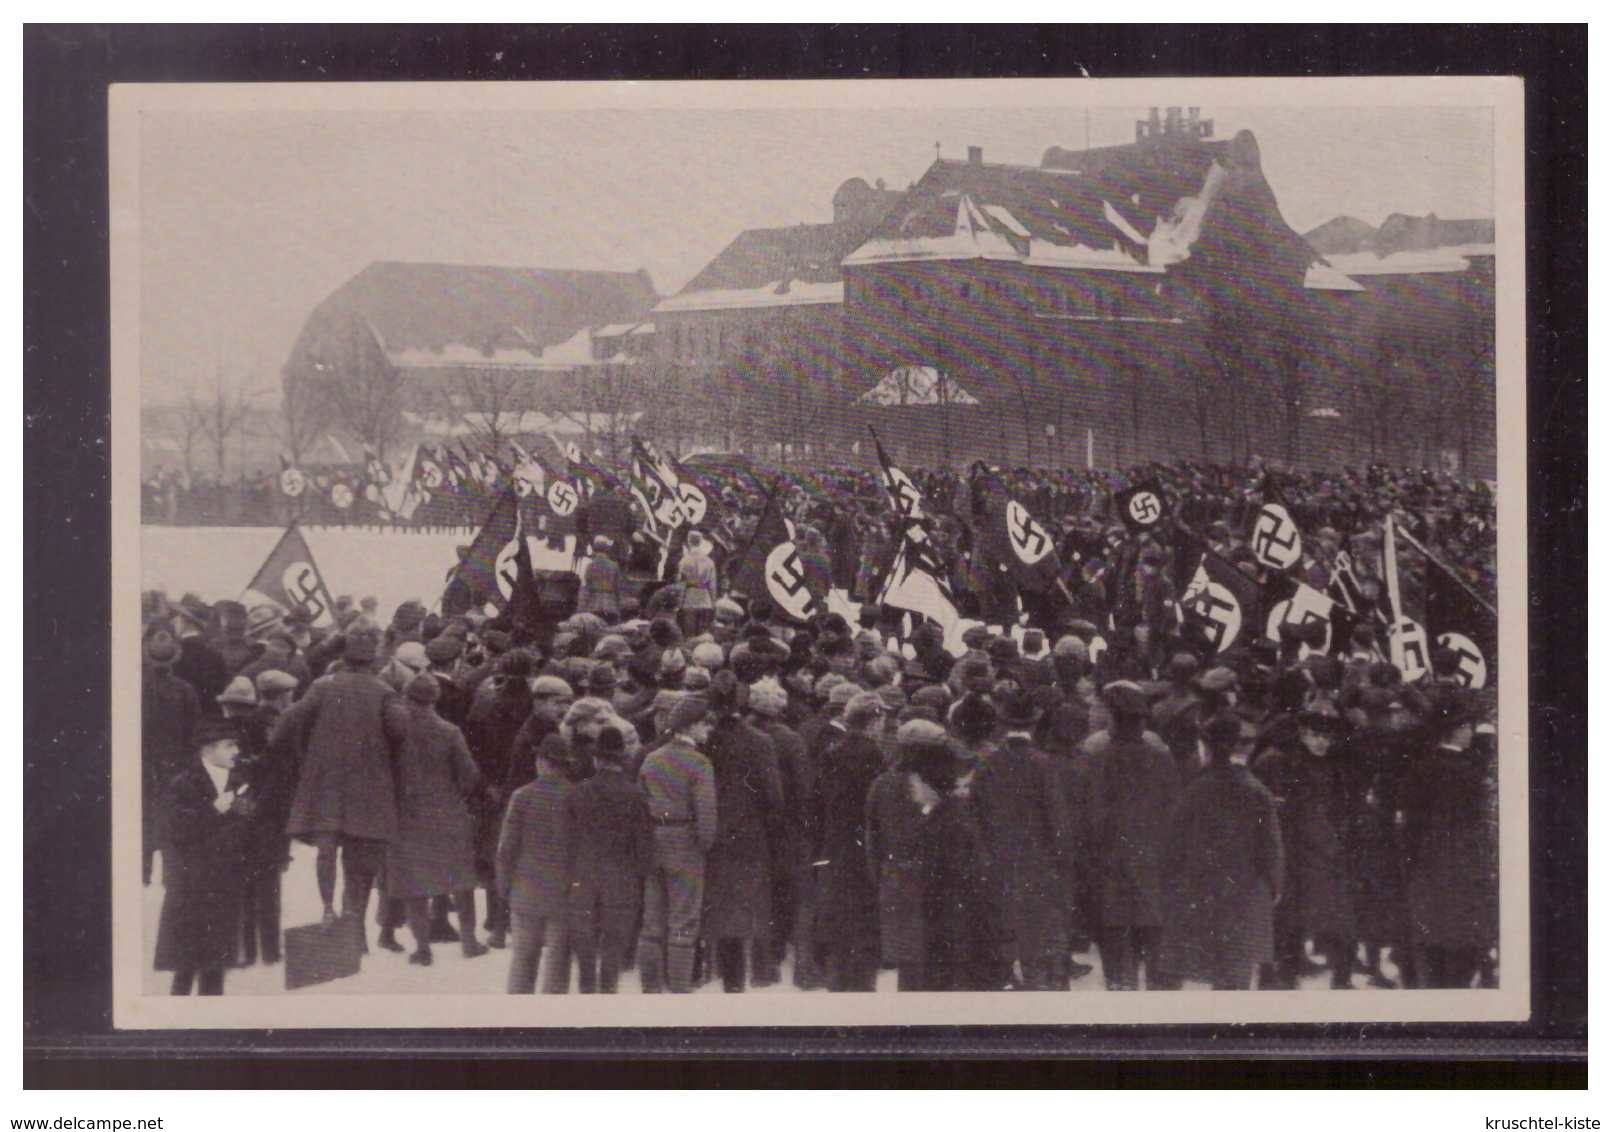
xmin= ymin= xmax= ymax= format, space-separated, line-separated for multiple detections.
xmin=454 ymin=489 xmax=521 ymax=612
xmin=1382 ymin=518 xmax=1430 ymax=682
xmin=1116 ymin=477 xmax=1170 ymax=535
xmin=1178 ymin=548 xmax=1271 ymax=655
xmin=871 ymin=430 xmax=949 ymax=581
xmin=731 ymin=485 xmax=827 ymax=623
xmin=1249 ymin=470 xmax=1303 ymax=571
xmin=243 ymin=524 xmax=337 ymax=628
xmin=970 ymin=465 xmax=1065 ymax=598
xmin=631 ymin=436 xmax=688 ymax=531
xmin=1416 ymin=534 xmax=1498 ymax=690
xmin=878 ymin=539 xmax=964 ymax=656
xmin=278 ymin=455 xmax=307 ymax=499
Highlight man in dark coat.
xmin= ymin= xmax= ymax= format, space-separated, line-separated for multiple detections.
xmin=563 ymin=725 xmax=652 ymax=993
xmin=1252 ymin=706 xmax=1357 ymax=989
xmin=1158 ymin=712 xmax=1285 ymax=990
xmin=143 ymin=625 xmax=201 ymax=886
xmin=700 ymin=673 xmax=784 ymax=992
xmin=270 ymin=625 xmax=408 ymax=942
xmin=1080 ymin=680 xmax=1182 ymax=990
xmin=1149 ymin=652 xmax=1203 ymax=781
xmin=813 ymin=691 xmax=888 ymax=992
xmin=747 ymin=678 xmax=810 ymax=983
xmin=464 ymin=651 xmax=537 ymax=947
xmin=973 ymin=687 xmax=1075 ymax=989
xmin=387 ymin=674 xmax=489 ymax=966
xmin=153 ymin=719 xmax=254 ymax=995
xmin=206 ymin=599 xmax=265 ymax=677
xmin=1399 ymin=697 xmax=1498 ymax=989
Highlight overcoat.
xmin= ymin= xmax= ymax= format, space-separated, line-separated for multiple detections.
xmin=864 ymin=769 xmax=935 ymax=966
xmin=564 ymin=766 xmax=652 ymax=918
xmin=143 ymin=665 xmax=200 ymax=853
xmin=577 ymin=553 xmax=623 ymax=620
xmin=496 ymin=766 xmax=578 ymax=919
xmin=153 ymin=761 xmax=251 ymax=972
xmin=972 ymin=734 xmax=1074 ymax=961
xmin=1080 ymin=728 xmax=1181 ymax=929
xmin=464 ymin=674 xmax=534 ymax=873
xmin=273 ymin=669 xmax=409 ymax=843
xmin=386 ymin=703 xmax=482 ymax=900
xmin=1252 ymin=744 xmax=1357 ymax=943
xmin=1399 ymin=744 xmax=1499 ymax=952
xmin=1157 ymin=763 xmax=1284 ymax=986
xmin=701 ymin=716 xmax=783 ymax=940
xmin=812 ymin=731 xmax=885 ymax=947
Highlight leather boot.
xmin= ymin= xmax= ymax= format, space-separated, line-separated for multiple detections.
xmin=637 ymin=939 xmax=666 ymax=994
xmin=667 ymin=943 xmax=698 ymax=994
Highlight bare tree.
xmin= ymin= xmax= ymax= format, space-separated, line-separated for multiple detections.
xmin=440 ymin=367 xmax=533 ymax=453
xmin=280 ymin=371 xmax=327 ymax=464
xmin=308 ymin=317 xmax=404 ymax=461
xmin=176 ymin=394 xmax=209 ymax=483
xmin=194 ymin=366 xmax=268 ymax=478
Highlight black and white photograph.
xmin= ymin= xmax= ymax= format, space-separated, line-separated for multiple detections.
xmin=107 ymin=75 xmax=1528 ymax=1029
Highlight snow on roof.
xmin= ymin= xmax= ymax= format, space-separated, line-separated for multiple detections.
xmin=594 ymin=322 xmax=656 ymax=338
xmin=402 ymin=410 xmax=642 ymax=438
xmin=1323 ymin=249 xmax=1474 ymax=276
xmin=1024 ymin=238 xmax=1164 ymax=273
xmin=388 ymin=343 xmax=548 ymax=370
xmin=1303 ymin=261 xmax=1367 ymax=292
xmin=652 ymin=279 xmax=845 ymax=313
xmin=856 ymin=366 xmax=983 ymax=406
xmin=982 ymin=204 xmax=1031 ymax=239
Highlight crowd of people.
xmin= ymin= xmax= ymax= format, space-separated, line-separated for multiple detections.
xmin=141 ymin=456 xmax=1499 ymax=998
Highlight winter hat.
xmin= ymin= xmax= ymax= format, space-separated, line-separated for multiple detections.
xmin=481 ymin=629 xmax=513 ymax=656
xmin=595 ymin=725 xmax=627 ymax=764
xmin=691 ymin=641 xmax=726 ymax=671
xmin=497 ymin=650 xmax=536 ymax=680
xmin=1101 ymin=680 xmax=1151 ymax=718
xmin=948 ymin=693 xmax=998 ymax=744
xmin=844 ymin=691 xmax=887 ymax=730
xmin=649 ymin=617 xmax=683 ymax=648
xmin=216 ymin=676 xmax=258 ymax=707
xmin=1053 ymin=634 xmax=1089 ymax=662
xmin=827 ymin=681 xmax=862 ymax=710
xmin=531 ymin=675 xmax=575 ymax=700
xmin=143 ymin=628 xmax=181 ymax=667
xmin=1165 ymin=652 xmax=1200 ymax=683
xmin=593 ymin=635 xmax=631 ymax=662
xmin=245 ymin=604 xmax=285 ymax=640
xmin=911 ymin=685 xmax=954 ymax=715
xmin=896 ymin=717 xmax=951 ymax=751
xmin=748 ymin=677 xmax=788 ymax=719
xmin=254 ymin=669 xmax=298 ymax=698
xmin=666 ymin=696 xmax=711 ymax=734
xmin=987 ymin=636 xmax=1020 ymax=662
xmin=659 ymin=648 xmax=688 ymax=678
xmin=392 ymin=641 xmax=429 ymax=674
xmin=588 ymin=666 xmax=619 ymax=695
xmin=815 ymin=672 xmax=848 ymax=700
xmin=683 ymin=665 xmax=712 ymax=691
xmin=344 ymin=626 xmax=382 ymax=665
xmin=406 ymin=673 xmax=442 ymax=706
xmin=425 ymin=635 xmax=464 ymax=665
xmin=191 ymin=717 xmax=240 ymax=750
xmin=391 ymin=600 xmax=427 ymax=634
xmin=995 ymin=685 xmax=1040 ymax=728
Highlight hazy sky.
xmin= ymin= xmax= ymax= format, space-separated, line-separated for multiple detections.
xmin=137 ymin=101 xmax=1493 ymax=404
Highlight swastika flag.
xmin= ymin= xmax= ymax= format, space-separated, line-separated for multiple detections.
xmin=243 ymin=523 xmax=338 ymax=628
xmin=1116 ymin=478 xmax=1170 ymax=535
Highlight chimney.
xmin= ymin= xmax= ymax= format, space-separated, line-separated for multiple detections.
xmin=967 ymin=145 xmax=983 ymax=165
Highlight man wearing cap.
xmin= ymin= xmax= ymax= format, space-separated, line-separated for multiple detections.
xmin=143 ymin=624 xmax=202 ymax=886
xmin=387 ymin=674 xmax=488 ymax=967
xmin=1157 ymin=712 xmax=1284 ymax=990
xmin=634 ymin=697 xmax=719 ymax=993
xmin=972 ymin=685 xmax=1074 ymax=989
xmin=165 ymin=595 xmax=231 ymax=706
xmin=465 ymin=651 xmax=537 ymax=948
xmin=1250 ymin=705 xmax=1357 ymax=989
xmin=701 ymin=672 xmax=784 ymax=993
xmin=271 ymin=623 xmax=410 ymax=940
xmin=814 ymin=690 xmax=888 ymax=992
xmin=1080 ymin=680 xmax=1182 ymax=990
xmin=153 ymin=719 xmax=254 ymax=995
xmin=423 ymin=634 xmax=470 ymax=728
xmin=1151 ymin=653 xmax=1203 ymax=781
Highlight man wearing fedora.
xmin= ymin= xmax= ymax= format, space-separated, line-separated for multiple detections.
xmin=153 ymin=718 xmax=255 ymax=995
xmin=142 ymin=623 xmax=202 ymax=886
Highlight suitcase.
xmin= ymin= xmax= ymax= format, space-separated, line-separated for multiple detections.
xmin=284 ymin=915 xmax=363 ymax=991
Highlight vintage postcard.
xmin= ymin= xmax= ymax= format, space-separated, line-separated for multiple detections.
xmin=109 ymin=75 xmax=1528 ymax=1029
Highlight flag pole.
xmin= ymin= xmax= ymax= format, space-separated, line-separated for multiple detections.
xmin=1391 ymin=519 xmax=1498 ymax=619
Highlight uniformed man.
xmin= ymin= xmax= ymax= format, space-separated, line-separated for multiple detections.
xmin=635 ymin=697 xmax=719 ymax=992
